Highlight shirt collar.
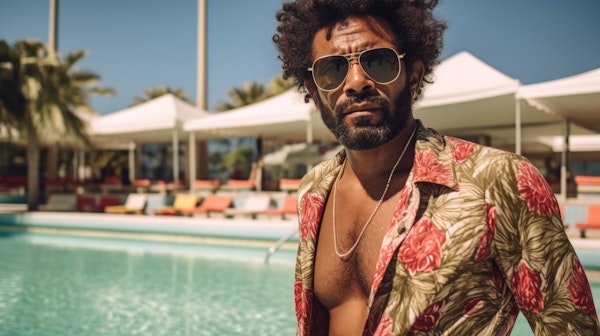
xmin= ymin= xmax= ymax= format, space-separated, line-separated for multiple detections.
xmin=412 ymin=120 xmax=460 ymax=191
xmin=325 ymin=120 xmax=460 ymax=191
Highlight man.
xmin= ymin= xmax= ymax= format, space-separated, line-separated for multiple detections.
xmin=273 ymin=0 xmax=599 ymax=335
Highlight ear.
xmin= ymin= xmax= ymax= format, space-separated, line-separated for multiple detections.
xmin=304 ymin=79 xmax=317 ymax=98
xmin=304 ymin=80 xmax=322 ymax=107
xmin=409 ymin=60 xmax=425 ymax=95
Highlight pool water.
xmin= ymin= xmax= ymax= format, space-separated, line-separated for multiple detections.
xmin=1 ymin=232 xmax=599 ymax=335
xmin=0 ymin=233 xmax=297 ymax=336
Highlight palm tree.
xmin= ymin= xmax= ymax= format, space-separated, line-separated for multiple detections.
xmin=131 ymin=85 xmax=191 ymax=105
xmin=265 ymin=75 xmax=295 ymax=98
xmin=209 ymin=76 xmax=294 ymax=182
xmin=0 ymin=39 xmax=113 ymax=210
xmin=214 ymin=75 xmax=295 ymax=113
xmin=214 ymin=81 xmax=267 ymax=112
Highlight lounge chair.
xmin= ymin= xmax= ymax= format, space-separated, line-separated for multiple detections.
xmin=97 ymin=195 xmax=123 ymax=212
xmin=104 ymin=194 xmax=147 ymax=214
xmin=182 ymin=195 xmax=233 ymax=217
xmin=575 ymin=205 xmax=600 ymax=238
xmin=143 ymin=194 xmax=172 ymax=215
xmin=76 ymin=194 xmax=97 ymax=212
xmin=263 ymin=195 xmax=298 ymax=219
xmin=559 ymin=204 xmax=567 ymax=228
xmin=279 ymin=179 xmax=301 ymax=192
xmin=39 ymin=194 xmax=77 ymax=211
xmin=99 ymin=176 xmax=122 ymax=194
xmin=131 ymin=179 xmax=152 ymax=192
xmin=224 ymin=193 xmax=272 ymax=219
xmin=575 ymin=176 xmax=600 ymax=194
xmin=220 ymin=179 xmax=255 ymax=191
xmin=192 ymin=179 xmax=222 ymax=193
xmin=154 ymin=193 xmax=198 ymax=216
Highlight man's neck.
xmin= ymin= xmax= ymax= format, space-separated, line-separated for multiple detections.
xmin=343 ymin=121 xmax=417 ymax=182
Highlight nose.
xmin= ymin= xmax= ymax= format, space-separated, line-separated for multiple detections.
xmin=342 ymin=60 xmax=375 ymax=95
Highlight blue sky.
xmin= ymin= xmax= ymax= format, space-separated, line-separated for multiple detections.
xmin=1 ymin=0 xmax=599 ymax=116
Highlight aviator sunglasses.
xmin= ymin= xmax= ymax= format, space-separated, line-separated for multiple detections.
xmin=308 ymin=47 xmax=406 ymax=91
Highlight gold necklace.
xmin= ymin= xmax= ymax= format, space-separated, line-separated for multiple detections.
xmin=332 ymin=126 xmax=417 ymax=259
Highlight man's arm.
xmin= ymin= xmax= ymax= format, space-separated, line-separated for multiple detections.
xmin=494 ymin=159 xmax=599 ymax=334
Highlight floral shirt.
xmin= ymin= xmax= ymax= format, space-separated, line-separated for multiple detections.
xmin=294 ymin=122 xmax=599 ymax=335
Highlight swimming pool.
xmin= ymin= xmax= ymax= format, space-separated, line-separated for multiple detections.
xmin=1 ymin=213 xmax=599 ymax=335
xmin=0 ymin=232 xmax=297 ymax=336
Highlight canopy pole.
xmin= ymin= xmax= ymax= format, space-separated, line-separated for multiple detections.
xmin=305 ymin=114 xmax=315 ymax=171
xmin=514 ymin=96 xmax=522 ymax=155
xmin=78 ymin=149 xmax=85 ymax=181
xmin=189 ymin=132 xmax=197 ymax=192
xmin=306 ymin=114 xmax=313 ymax=144
xmin=560 ymin=119 xmax=570 ymax=202
xmin=128 ymin=142 xmax=135 ymax=182
xmin=173 ymin=129 xmax=179 ymax=191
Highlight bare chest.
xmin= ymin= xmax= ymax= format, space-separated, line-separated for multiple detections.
xmin=313 ymin=191 xmax=400 ymax=310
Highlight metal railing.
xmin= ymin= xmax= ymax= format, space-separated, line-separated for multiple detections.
xmin=265 ymin=227 xmax=298 ymax=263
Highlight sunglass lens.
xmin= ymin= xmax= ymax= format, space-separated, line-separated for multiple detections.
xmin=313 ymin=55 xmax=348 ymax=91
xmin=360 ymin=48 xmax=400 ymax=83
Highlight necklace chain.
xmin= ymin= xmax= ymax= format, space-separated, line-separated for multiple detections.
xmin=332 ymin=126 xmax=417 ymax=259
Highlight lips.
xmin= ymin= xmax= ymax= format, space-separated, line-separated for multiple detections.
xmin=343 ymin=103 xmax=381 ymax=116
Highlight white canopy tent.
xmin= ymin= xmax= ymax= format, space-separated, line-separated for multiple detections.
xmin=518 ymin=67 xmax=600 ymax=133
xmin=183 ymin=89 xmax=334 ymax=190
xmin=184 ymin=52 xmax=595 ymax=155
xmin=89 ymin=94 xmax=210 ymax=185
xmin=183 ymin=89 xmax=334 ymax=143
xmin=86 ymin=52 xmax=597 ymax=194
xmin=416 ymin=51 xmax=522 ymax=125
xmin=412 ymin=51 xmax=583 ymax=152
xmin=518 ymin=67 xmax=600 ymax=199
xmin=90 ymin=93 xmax=208 ymax=143
xmin=182 ymin=52 xmax=598 ymax=191
xmin=263 ymin=143 xmax=320 ymax=165
xmin=414 ymin=52 xmax=600 ymax=200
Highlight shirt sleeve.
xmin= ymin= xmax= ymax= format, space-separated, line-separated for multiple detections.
xmin=492 ymin=157 xmax=600 ymax=334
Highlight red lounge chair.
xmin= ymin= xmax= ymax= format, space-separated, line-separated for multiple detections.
xmin=131 ymin=178 xmax=150 ymax=190
xmin=76 ymin=195 xmax=97 ymax=212
xmin=182 ymin=195 xmax=233 ymax=217
xmin=194 ymin=179 xmax=222 ymax=192
xmin=132 ymin=179 xmax=151 ymax=187
xmin=559 ymin=204 xmax=567 ymax=228
xmin=263 ymin=196 xmax=298 ymax=219
xmin=97 ymin=195 xmax=123 ymax=212
xmin=575 ymin=205 xmax=600 ymax=238
xmin=575 ymin=176 xmax=600 ymax=194
xmin=221 ymin=179 xmax=255 ymax=191
xmin=279 ymin=179 xmax=301 ymax=192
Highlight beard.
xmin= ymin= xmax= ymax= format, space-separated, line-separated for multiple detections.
xmin=317 ymin=81 xmax=413 ymax=150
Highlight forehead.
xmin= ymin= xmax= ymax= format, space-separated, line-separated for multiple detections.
xmin=312 ymin=16 xmax=397 ymax=58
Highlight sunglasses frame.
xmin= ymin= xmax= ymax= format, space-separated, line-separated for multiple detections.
xmin=307 ymin=47 xmax=406 ymax=92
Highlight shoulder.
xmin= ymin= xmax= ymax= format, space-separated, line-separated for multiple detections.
xmin=298 ymin=150 xmax=344 ymax=198
xmin=444 ymin=135 xmax=533 ymax=170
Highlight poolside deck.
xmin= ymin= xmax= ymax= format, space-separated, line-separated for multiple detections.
xmin=0 ymin=211 xmax=299 ymax=250
xmin=1 ymin=210 xmax=599 ymax=249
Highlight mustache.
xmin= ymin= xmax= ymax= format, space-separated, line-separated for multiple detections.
xmin=334 ymin=94 xmax=391 ymax=118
